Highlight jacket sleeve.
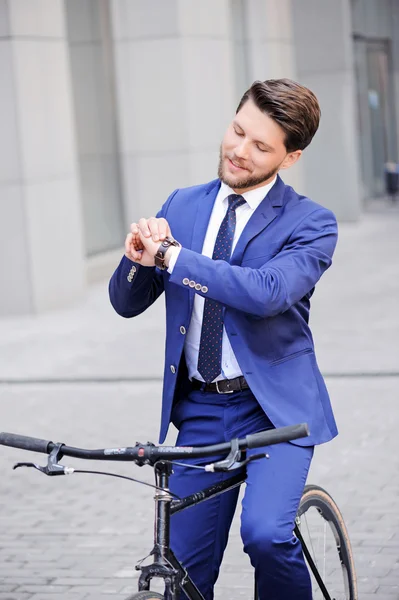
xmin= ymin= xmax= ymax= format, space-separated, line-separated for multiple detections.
xmin=108 ymin=189 xmax=178 ymax=318
xmin=168 ymin=208 xmax=338 ymax=318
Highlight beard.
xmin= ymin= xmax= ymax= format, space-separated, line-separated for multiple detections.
xmin=217 ymin=147 xmax=279 ymax=190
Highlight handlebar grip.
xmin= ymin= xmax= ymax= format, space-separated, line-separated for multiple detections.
xmin=0 ymin=432 xmax=51 ymax=454
xmin=246 ymin=423 xmax=309 ymax=449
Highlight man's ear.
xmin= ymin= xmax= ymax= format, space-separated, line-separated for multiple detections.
xmin=280 ymin=150 xmax=302 ymax=170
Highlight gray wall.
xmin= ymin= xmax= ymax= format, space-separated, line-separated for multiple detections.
xmin=0 ymin=0 xmax=85 ymax=315
xmin=65 ymin=0 xmax=125 ymax=256
xmin=110 ymin=0 xmax=237 ymax=222
xmin=1 ymin=0 xmax=397 ymax=316
xmin=291 ymin=0 xmax=362 ymax=220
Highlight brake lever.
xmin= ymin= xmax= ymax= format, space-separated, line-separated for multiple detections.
xmin=13 ymin=443 xmax=74 ymax=476
xmin=203 ymin=438 xmax=240 ymax=472
xmin=205 ymin=450 xmax=269 ymax=472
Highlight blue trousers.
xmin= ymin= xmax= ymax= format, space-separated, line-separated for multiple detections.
xmin=169 ymin=388 xmax=314 ymax=600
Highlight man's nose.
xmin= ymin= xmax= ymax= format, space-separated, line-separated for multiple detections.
xmin=234 ymin=140 xmax=249 ymax=160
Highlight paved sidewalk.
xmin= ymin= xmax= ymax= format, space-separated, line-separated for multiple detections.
xmin=0 ymin=206 xmax=398 ymax=598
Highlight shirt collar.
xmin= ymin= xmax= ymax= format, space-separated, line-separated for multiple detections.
xmin=219 ymin=177 xmax=277 ymax=211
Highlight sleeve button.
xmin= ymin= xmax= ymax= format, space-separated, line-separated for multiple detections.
xmin=194 ymin=283 xmax=201 ymax=291
xmin=183 ymin=278 xmax=189 ymax=285
xmin=201 ymin=286 xmax=208 ymax=293
xmin=189 ymin=280 xmax=196 ymax=288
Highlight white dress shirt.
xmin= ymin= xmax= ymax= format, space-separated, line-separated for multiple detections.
xmin=168 ymin=177 xmax=277 ymax=382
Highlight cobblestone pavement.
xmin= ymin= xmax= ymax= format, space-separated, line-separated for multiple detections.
xmin=0 ymin=208 xmax=398 ymax=599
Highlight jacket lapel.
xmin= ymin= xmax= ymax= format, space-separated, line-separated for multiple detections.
xmin=230 ymin=175 xmax=286 ymax=266
xmin=190 ymin=179 xmax=220 ymax=253
xmin=184 ymin=179 xmax=220 ymax=314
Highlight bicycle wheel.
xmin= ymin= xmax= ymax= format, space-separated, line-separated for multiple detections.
xmin=125 ymin=593 xmax=164 ymax=599
xmin=296 ymin=484 xmax=357 ymax=600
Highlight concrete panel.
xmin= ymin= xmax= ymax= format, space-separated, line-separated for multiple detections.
xmin=246 ymin=0 xmax=293 ymax=42
xmin=0 ymin=40 xmax=21 ymax=184
xmin=0 ymin=183 xmax=33 ymax=315
xmin=292 ymin=0 xmax=352 ymax=73
xmin=352 ymin=0 xmax=392 ymax=39
xmin=65 ymin=0 xmax=101 ymax=44
xmin=0 ymin=0 xmax=10 ymax=37
xmin=68 ymin=43 xmax=115 ymax=156
xmin=9 ymin=0 xmax=65 ymax=38
xmin=298 ymin=70 xmax=361 ymax=220
xmin=24 ymin=177 xmax=86 ymax=312
xmin=248 ymin=39 xmax=296 ymax=80
xmin=79 ymin=155 xmax=124 ymax=255
xmin=12 ymin=40 xmax=76 ymax=181
xmin=68 ymin=44 xmax=100 ymax=156
xmin=279 ymin=159 xmax=304 ymax=195
xmin=113 ymin=39 xmax=187 ymax=154
xmin=178 ymin=0 xmax=230 ymax=37
xmin=188 ymin=149 xmax=220 ymax=187
xmin=111 ymin=0 xmax=179 ymax=41
xmin=181 ymin=38 xmax=235 ymax=150
xmin=393 ymin=1 xmax=399 ymax=149
xmin=121 ymin=153 xmax=190 ymax=225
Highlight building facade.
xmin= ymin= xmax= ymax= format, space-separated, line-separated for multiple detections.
xmin=1 ymin=0 xmax=398 ymax=316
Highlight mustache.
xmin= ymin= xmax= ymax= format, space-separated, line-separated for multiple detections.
xmin=226 ymin=154 xmax=248 ymax=170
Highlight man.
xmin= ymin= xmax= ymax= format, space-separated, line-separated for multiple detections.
xmin=109 ymin=78 xmax=338 ymax=599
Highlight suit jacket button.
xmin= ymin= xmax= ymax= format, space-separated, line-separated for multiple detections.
xmin=195 ymin=283 xmax=201 ymax=291
xmin=180 ymin=326 xmax=186 ymax=335
xmin=201 ymin=286 xmax=208 ymax=293
xmin=170 ymin=365 xmax=176 ymax=374
xmin=189 ymin=280 xmax=195 ymax=288
xmin=183 ymin=278 xmax=190 ymax=285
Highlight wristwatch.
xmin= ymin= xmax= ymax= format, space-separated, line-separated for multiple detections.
xmin=154 ymin=236 xmax=180 ymax=270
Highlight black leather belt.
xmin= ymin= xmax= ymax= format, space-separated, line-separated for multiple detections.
xmin=191 ymin=376 xmax=249 ymax=394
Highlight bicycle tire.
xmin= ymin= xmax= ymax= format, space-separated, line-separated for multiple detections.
xmin=124 ymin=592 xmax=164 ymax=599
xmin=297 ymin=484 xmax=357 ymax=600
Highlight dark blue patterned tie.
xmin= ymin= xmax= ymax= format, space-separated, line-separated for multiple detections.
xmin=197 ymin=194 xmax=246 ymax=383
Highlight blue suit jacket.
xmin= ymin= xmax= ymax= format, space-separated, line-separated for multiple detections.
xmin=109 ymin=176 xmax=338 ymax=446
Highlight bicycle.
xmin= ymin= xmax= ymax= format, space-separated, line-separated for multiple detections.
xmin=0 ymin=424 xmax=357 ymax=600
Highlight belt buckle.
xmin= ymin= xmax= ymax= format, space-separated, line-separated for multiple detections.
xmin=215 ymin=380 xmax=234 ymax=394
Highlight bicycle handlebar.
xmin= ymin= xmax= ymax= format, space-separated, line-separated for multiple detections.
xmin=0 ymin=432 xmax=51 ymax=454
xmin=245 ymin=423 xmax=309 ymax=448
xmin=0 ymin=423 xmax=309 ymax=465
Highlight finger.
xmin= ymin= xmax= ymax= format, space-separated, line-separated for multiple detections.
xmin=130 ymin=222 xmax=139 ymax=235
xmin=138 ymin=217 xmax=151 ymax=238
xmin=125 ymin=233 xmax=134 ymax=254
xmin=132 ymin=235 xmax=144 ymax=251
xmin=147 ymin=217 xmax=161 ymax=242
xmin=157 ymin=218 xmax=170 ymax=241
xmin=125 ymin=233 xmax=141 ymax=261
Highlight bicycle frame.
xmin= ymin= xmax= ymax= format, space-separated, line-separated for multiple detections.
xmin=137 ymin=461 xmax=244 ymax=600
xmin=140 ymin=462 xmax=333 ymax=600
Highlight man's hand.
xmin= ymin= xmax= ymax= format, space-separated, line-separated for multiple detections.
xmin=124 ymin=217 xmax=172 ymax=267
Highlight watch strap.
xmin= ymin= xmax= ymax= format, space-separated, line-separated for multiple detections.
xmin=154 ymin=236 xmax=180 ymax=270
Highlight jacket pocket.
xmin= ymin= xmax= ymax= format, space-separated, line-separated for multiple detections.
xmin=269 ymin=348 xmax=313 ymax=366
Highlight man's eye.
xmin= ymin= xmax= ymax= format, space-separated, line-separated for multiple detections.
xmin=256 ymin=145 xmax=267 ymax=152
xmin=234 ymin=129 xmax=244 ymax=136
